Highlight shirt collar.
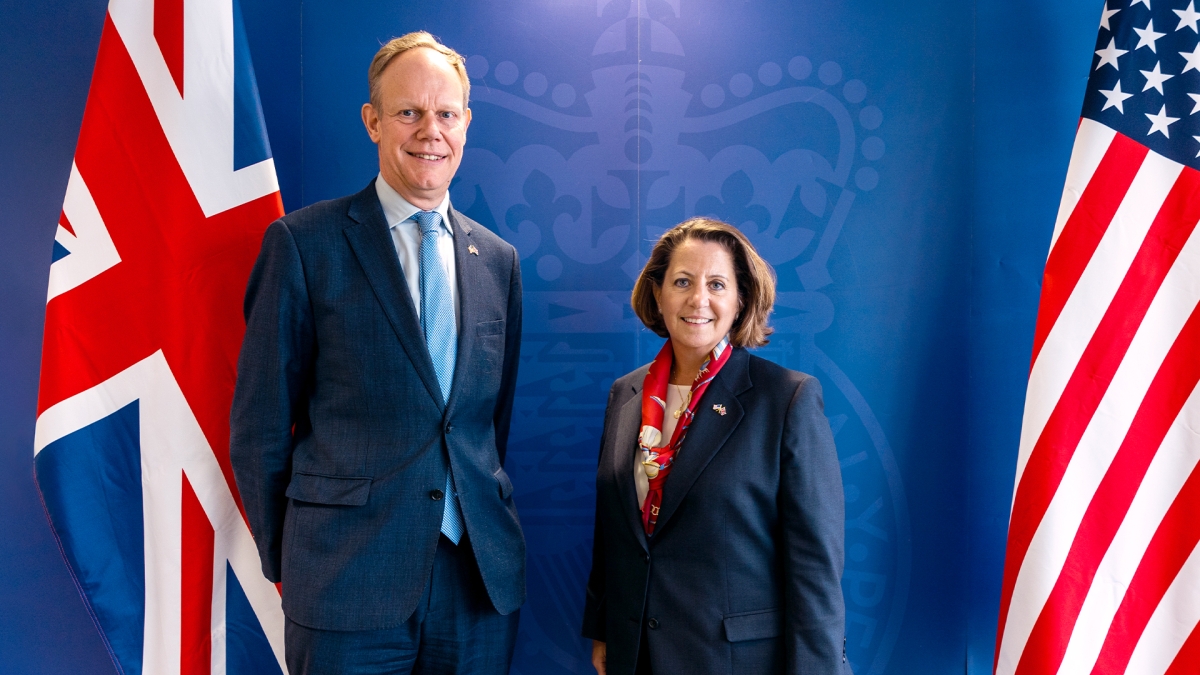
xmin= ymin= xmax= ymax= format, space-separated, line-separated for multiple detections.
xmin=375 ymin=174 xmax=453 ymax=234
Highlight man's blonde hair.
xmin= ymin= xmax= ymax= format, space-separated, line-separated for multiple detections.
xmin=368 ymin=31 xmax=470 ymax=109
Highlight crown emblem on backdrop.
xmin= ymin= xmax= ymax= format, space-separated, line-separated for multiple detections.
xmin=459 ymin=6 xmax=908 ymax=675
xmin=454 ymin=0 xmax=885 ymax=297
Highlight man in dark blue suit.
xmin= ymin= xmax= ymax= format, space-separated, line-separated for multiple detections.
xmin=230 ymin=31 xmax=525 ymax=675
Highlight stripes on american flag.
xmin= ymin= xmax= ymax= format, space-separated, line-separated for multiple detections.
xmin=994 ymin=2 xmax=1200 ymax=673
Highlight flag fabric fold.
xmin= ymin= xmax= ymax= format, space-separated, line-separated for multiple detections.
xmin=995 ymin=2 xmax=1200 ymax=674
xmin=34 ymin=0 xmax=287 ymax=672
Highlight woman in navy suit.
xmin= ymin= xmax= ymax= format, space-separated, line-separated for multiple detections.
xmin=582 ymin=218 xmax=850 ymax=675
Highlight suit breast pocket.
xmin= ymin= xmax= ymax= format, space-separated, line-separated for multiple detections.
xmin=494 ymin=466 xmax=514 ymax=500
xmin=723 ymin=608 xmax=782 ymax=642
xmin=285 ymin=472 xmax=372 ymax=506
xmin=474 ymin=320 xmax=505 ymax=379
xmin=476 ymin=319 xmax=505 ymax=337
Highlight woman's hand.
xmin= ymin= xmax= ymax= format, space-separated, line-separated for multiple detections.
xmin=591 ymin=640 xmax=607 ymax=675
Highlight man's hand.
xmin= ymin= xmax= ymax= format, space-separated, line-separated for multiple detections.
xmin=591 ymin=640 xmax=607 ymax=675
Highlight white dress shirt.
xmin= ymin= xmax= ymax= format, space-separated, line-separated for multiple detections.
xmin=374 ymin=175 xmax=459 ymax=330
xmin=635 ymin=383 xmax=690 ymax=507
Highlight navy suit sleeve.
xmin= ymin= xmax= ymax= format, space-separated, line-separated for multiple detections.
xmin=493 ymin=245 xmax=522 ymax=466
xmin=581 ymin=494 xmax=608 ymax=642
xmin=229 ymin=220 xmax=315 ymax=583
xmin=779 ymin=376 xmax=848 ymax=673
xmin=581 ymin=382 xmax=618 ymax=642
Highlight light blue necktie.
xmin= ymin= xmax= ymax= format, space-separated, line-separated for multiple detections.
xmin=414 ymin=210 xmax=464 ymax=544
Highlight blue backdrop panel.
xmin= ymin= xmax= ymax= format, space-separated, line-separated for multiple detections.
xmin=0 ymin=0 xmax=120 ymax=673
xmin=0 ymin=0 xmax=1102 ymax=673
xmin=969 ymin=1 xmax=1101 ymax=672
xmin=300 ymin=1 xmax=966 ymax=672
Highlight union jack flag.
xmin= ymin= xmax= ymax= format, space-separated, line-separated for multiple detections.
xmin=995 ymin=1 xmax=1200 ymax=673
xmin=33 ymin=0 xmax=287 ymax=672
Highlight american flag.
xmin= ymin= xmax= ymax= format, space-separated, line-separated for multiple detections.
xmin=994 ymin=1 xmax=1200 ymax=674
xmin=32 ymin=0 xmax=287 ymax=673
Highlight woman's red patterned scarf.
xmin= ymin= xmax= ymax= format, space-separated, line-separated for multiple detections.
xmin=638 ymin=335 xmax=732 ymax=535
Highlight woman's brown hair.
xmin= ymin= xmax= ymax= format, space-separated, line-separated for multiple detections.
xmin=631 ymin=217 xmax=776 ymax=348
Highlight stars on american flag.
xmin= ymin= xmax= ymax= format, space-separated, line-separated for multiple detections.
xmin=1087 ymin=1 xmax=1200 ymax=166
xmin=1175 ymin=1 xmax=1200 ymax=32
xmin=1145 ymin=103 xmax=1179 ymax=136
xmin=1101 ymin=81 xmax=1135 ymax=111
xmin=1183 ymin=42 xmax=1200 ymax=72
xmin=1103 ymin=5 xmax=1122 ymax=30
xmin=1141 ymin=61 xmax=1174 ymax=92
xmin=1134 ymin=19 xmax=1165 ymax=51
xmin=1096 ymin=37 xmax=1128 ymax=69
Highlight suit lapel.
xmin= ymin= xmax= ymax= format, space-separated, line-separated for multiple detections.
xmin=444 ymin=209 xmax=476 ymax=412
xmin=614 ymin=377 xmax=649 ymax=551
xmin=342 ymin=183 xmax=445 ymax=410
xmin=652 ymin=348 xmax=752 ymax=536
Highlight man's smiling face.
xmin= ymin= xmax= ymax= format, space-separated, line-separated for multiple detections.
xmin=362 ymin=47 xmax=471 ymax=210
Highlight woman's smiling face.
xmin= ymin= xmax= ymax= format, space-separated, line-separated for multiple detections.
xmin=653 ymin=238 xmax=740 ymax=365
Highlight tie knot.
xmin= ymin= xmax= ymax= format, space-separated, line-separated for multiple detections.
xmin=413 ymin=210 xmax=441 ymax=234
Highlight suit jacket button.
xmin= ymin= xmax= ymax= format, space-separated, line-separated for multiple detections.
xmin=647 ymin=618 xmax=660 ymax=630
xmin=445 ymin=424 xmax=453 ymax=433
xmin=430 ymin=489 xmax=444 ymax=501
xmin=643 ymin=552 xmax=650 ymax=563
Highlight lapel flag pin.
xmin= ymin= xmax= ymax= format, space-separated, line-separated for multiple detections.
xmin=712 ymin=404 xmax=726 ymax=416
xmin=468 ymin=244 xmax=479 ymax=256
